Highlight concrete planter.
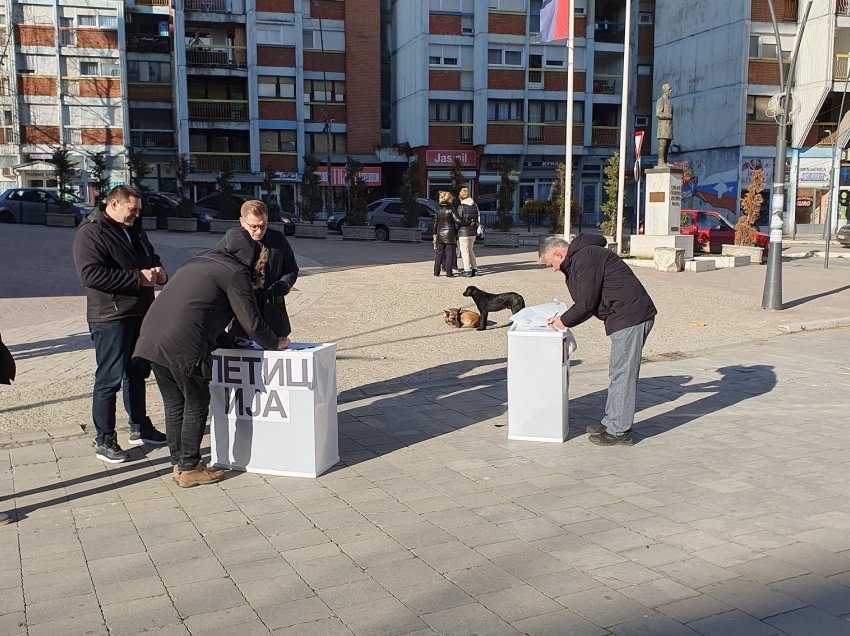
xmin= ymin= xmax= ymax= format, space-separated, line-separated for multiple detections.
xmin=721 ymin=244 xmax=764 ymax=264
xmin=700 ymin=255 xmax=750 ymax=268
xmin=388 ymin=227 xmax=423 ymax=243
xmin=141 ymin=217 xmax=157 ymax=231
xmin=341 ymin=225 xmax=375 ymax=241
xmin=46 ymin=213 xmax=76 ymax=227
xmin=209 ymin=219 xmax=239 ymax=233
xmin=294 ymin=222 xmax=327 ymax=238
xmin=482 ymin=230 xmax=520 ymax=247
xmin=167 ymin=217 xmax=198 ymax=232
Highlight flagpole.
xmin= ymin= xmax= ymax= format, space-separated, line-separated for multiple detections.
xmin=563 ymin=3 xmax=575 ymax=240
xmin=615 ymin=0 xmax=632 ymax=253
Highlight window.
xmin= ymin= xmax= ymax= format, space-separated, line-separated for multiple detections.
xmin=302 ymin=29 xmax=344 ymax=51
xmin=461 ymin=15 xmax=473 ymax=34
xmin=257 ymin=24 xmax=290 ymax=45
xmin=429 ymin=100 xmax=473 ymax=123
xmin=529 ymin=0 xmax=541 ymax=33
xmin=747 ymin=95 xmax=773 ymax=122
xmin=101 ymin=62 xmax=119 ymax=77
xmin=634 ymin=115 xmax=649 ymax=127
xmin=750 ymin=35 xmax=790 ymax=60
xmin=489 ymin=0 xmax=524 ymax=10
xmin=696 ymin=213 xmax=724 ymax=230
xmin=128 ymin=60 xmax=172 ymax=83
xmin=638 ymin=11 xmax=653 ymax=24
xmin=487 ymin=100 xmax=522 ymax=121
xmin=304 ymin=79 xmax=344 ymax=102
xmin=77 ymin=15 xmax=96 ymax=26
xmin=3 ymin=110 xmax=12 ymax=126
xmin=260 ymin=130 xmax=297 ymax=152
xmin=637 ymin=64 xmax=651 ymax=76
xmin=429 ymin=44 xmax=460 ymax=66
xmin=98 ymin=15 xmax=117 ymax=29
xmin=545 ymin=49 xmax=565 ymax=66
xmin=80 ymin=61 xmax=98 ymax=76
xmin=308 ymin=131 xmax=346 ymax=154
xmin=258 ymin=76 xmax=295 ymax=98
xmin=488 ymin=47 xmax=523 ymax=66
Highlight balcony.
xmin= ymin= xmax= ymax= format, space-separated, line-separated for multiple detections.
xmin=594 ymin=21 xmax=625 ymax=44
xmin=836 ymin=53 xmax=850 ymax=81
xmin=61 ymin=78 xmax=80 ymax=96
xmin=191 ymin=152 xmax=250 ymax=172
xmin=840 ymin=0 xmax=850 ymax=16
xmin=128 ymin=82 xmax=172 ymax=101
xmin=591 ymin=126 xmax=618 ymax=146
xmin=185 ymin=0 xmax=244 ymax=12
xmin=132 ymin=0 xmax=170 ymax=5
xmin=130 ymin=129 xmax=175 ymax=148
xmin=128 ymin=34 xmax=170 ymax=53
xmin=59 ymin=29 xmax=76 ymax=47
xmin=460 ymin=124 xmax=472 ymax=144
xmin=186 ymin=45 xmax=247 ymax=68
xmin=527 ymin=68 xmax=543 ymax=89
xmin=64 ymin=127 xmax=82 ymax=144
xmin=188 ymin=99 xmax=248 ymax=121
xmin=527 ymin=123 xmax=544 ymax=143
xmin=0 ymin=126 xmax=17 ymax=145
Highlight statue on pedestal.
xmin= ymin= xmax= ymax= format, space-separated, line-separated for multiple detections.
xmin=656 ymin=83 xmax=673 ymax=167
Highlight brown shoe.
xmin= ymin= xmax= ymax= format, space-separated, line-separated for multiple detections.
xmin=177 ymin=462 xmax=225 ymax=488
xmin=171 ymin=465 xmax=180 ymax=482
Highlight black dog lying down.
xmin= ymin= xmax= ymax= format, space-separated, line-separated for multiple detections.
xmin=462 ymin=286 xmax=525 ymax=331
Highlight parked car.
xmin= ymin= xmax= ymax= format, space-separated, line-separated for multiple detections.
xmin=144 ymin=192 xmax=219 ymax=232
xmin=837 ymin=223 xmax=850 ymax=247
xmin=326 ymin=211 xmax=349 ymax=232
xmin=328 ymin=199 xmax=438 ymax=240
xmin=640 ymin=209 xmax=769 ymax=255
xmin=0 ymin=188 xmax=89 ymax=225
xmin=194 ymin=193 xmax=294 ymax=234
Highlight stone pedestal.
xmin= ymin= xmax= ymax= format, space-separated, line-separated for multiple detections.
xmin=653 ymin=247 xmax=685 ymax=272
xmin=630 ymin=234 xmax=693 ymax=260
xmin=645 ymin=167 xmax=683 ymax=235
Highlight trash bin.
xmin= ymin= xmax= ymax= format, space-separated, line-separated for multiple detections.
xmin=209 ymin=342 xmax=339 ymax=477
xmin=507 ymin=324 xmax=570 ymax=442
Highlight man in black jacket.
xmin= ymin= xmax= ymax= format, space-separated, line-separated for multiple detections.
xmin=540 ymin=234 xmax=657 ymax=446
xmin=232 ymin=200 xmax=299 ymax=338
xmin=134 ymin=228 xmax=289 ymax=488
xmin=73 ymin=185 xmax=168 ymax=464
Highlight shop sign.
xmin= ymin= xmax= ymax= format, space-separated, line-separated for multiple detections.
xmin=795 ymin=196 xmax=812 ymax=207
xmin=426 ymin=150 xmax=476 ymax=167
xmin=523 ymin=161 xmax=560 ymax=169
xmin=273 ymin=171 xmax=300 ymax=182
xmin=799 ymin=168 xmax=829 ymax=183
xmin=316 ymin=166 xmax=382 ymax=187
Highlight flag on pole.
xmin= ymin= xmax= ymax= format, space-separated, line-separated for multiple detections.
xmin=540 ymin=0 xmax=571 ymax=42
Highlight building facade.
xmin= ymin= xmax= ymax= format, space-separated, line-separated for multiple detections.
xmin=654 ymin=0 xmax=847 ymax=237
xmin=0 ymin=0 xmax=383 ymax=210
xmin=388 ymin=0 xmax=656 ymax=224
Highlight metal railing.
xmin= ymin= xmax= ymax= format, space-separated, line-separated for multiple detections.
xmin=186 ymin=45 xmax=247 ymax=68
xmin=593 ymin=74 xmax=622 ymax=95
xmin=134 ymin=0 xmax=169 ymax=6
xmin=64 ymin=127 xmax=82 ymax=144
xmin=591 ymin=126 xmax=618 ymax=146
xmin=527 ymin=124 xmax=544 ymax=143
xmin=840 ymin=0 xmax=850 ymax=16
xmin=185 ymin=0 xmax=244 ymax=11
xmin=128 ymin=34 xmax=170 ymax=53
xmin=192 ymin=152 xmax=250 ymax=172
xmin=836 ymin=53 xmax=850 ymax=81
xmin=130 ymin=129 xmax=175 ymax=148
xmin=527 ymin=68 xmax=543 ymax=88
xmin=61 ymin=78 xmax=80 ymax=96
xmin=188 ymin=99 xmax=248 ymax=121
xmin=460 ymin=124 xmax=473 ymax=144
xmin=58 ymin=29 xmax=76 ymax=46
xmin=594 ymin=21 xmax=625 ymax=43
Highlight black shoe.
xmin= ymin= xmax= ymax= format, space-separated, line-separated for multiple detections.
xmin=589 ymin=431 xmax=633 ymax=446
xmin=586 ymin=423 xmax=606 ymax=435
xmin=434 ymin=273 xmax=440 ymax=277
xmin=128 ymin=428 xmax=167 ymax=447
xmin=95 ymin=440 xmax=129 ymax=463
xmin=470 ymin=269 xmax=477 ymax=277
xmin=446 ymin=274 xmax=455 ymax=278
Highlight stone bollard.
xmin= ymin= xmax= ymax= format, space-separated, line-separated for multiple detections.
xmin=653 ymin=247 xmax=685 ymax=272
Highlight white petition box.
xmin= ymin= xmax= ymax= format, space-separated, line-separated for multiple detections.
xmin=210 ymin=343 xmax=339 ymax=478
xmin=507 ymin=324 xmax=570 ymax=442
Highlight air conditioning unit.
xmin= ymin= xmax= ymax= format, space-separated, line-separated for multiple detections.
xmin=634 ymin=115 xmax=649 ymax=128
xmin=1 ymin=167 xmax=15 ymax=177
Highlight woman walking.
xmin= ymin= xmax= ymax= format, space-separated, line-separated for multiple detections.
xmin=456 ymin=187 xmax=479 ymax=277
xmin=433 ymin=190 xmax=460 ymax=277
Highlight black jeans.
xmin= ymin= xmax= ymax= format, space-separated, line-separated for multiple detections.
xmin=434 ymin=242 xmax=456 ymax=275
xmin=89 ymin=318 xmax=150 ymax=446
xmin=150 ymin=363 xmax=210 ymax=471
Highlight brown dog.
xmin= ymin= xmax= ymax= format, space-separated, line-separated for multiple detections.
xmin=443 ymin=308 xmax=481 ymax=329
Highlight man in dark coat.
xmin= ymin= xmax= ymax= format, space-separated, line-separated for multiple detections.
xmin=0 ymin=333 xmax=14 ymax=385
xmin=134 ymin=228 xmax=289 ymax=488
xmin=72 ymin=185 xmax=168 ymax=464
xmin=232 ymin=200 xmax=299 ymax=338
xmin=540 ymin=234 xmax=657 ymax=446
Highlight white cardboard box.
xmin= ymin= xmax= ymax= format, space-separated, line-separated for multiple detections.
xmin=210 ymin=343 xmax=339 ymax=478
xmin=507 ymin=325 xmax=570 ymax=442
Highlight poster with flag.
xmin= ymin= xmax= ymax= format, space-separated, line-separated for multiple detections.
xmin=540 ymin=0 xmax=570 ymax=42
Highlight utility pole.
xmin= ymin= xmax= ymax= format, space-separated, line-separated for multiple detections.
xmin=762 ymin=0 xmax=811 ymax=311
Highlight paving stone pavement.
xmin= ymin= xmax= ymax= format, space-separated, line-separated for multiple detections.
xmin=1 ymin=327 xmax=850 ymax=635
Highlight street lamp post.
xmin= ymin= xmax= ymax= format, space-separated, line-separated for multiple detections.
xmin=762 ymin=0 xmax=811 ymax=311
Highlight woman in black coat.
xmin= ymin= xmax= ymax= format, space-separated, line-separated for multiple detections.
xmin=433 ymin=190 xmax=462 ymax=277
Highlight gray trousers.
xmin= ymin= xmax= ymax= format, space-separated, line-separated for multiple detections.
xmin=601 ymin=318 xmax=654 ymax=435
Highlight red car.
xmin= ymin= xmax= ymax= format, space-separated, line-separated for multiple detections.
xmin=680 ymin=209 xmax=769 ymax=255
xmin=639 ymin=209 xmax=769 ymax=255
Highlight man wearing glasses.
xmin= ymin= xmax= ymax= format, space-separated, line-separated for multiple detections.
xmin=233 ymin=200 xmax=300 ymax=340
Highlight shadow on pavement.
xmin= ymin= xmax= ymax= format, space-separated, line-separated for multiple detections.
xmin=781 ymin=283 xmax=850 ymax=309
xmin=6 ymin=333 xmax=91 ymax=360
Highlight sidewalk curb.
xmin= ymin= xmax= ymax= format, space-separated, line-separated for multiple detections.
xmin=778 ymin=317 xmax=850 ymax=333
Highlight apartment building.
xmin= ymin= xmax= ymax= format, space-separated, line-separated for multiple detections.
xmin=0 ymin=0 xmax=382 ymax=209
xmin=654 ymin=0 xmax=847 ymax=236
xmin=0 ymin=0 xmax=126 ymax=197
xmin=387 ymin=0 xmax=656 ymax=222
